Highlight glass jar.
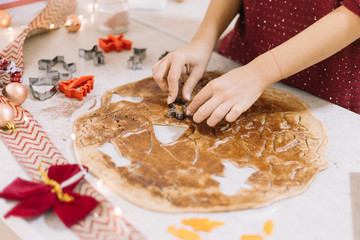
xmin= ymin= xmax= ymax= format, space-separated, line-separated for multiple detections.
xmin=94 ymin=0 xmax=130 ymax=34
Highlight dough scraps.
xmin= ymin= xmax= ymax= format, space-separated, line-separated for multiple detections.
xmin=73 ymin=72 xmax=328 ymax=213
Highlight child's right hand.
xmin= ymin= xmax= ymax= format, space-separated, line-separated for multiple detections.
xmin=152 ymin=41 xmax=213 ymax=104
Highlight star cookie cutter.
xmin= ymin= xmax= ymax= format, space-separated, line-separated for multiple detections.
xmin=29 ymin=71 xmax=61 ymax=101
xmin=79 ymin=45 xmax=105 ymax=66
xmin=58 ymin=75 xmax=94 ymax=101
xmin=128 ymin=48 xmax=146 ymax=70
xmin=98 ymin=34 xmax=132 ymax=53
xmin=38 ymin=56 xmax=76 ymax=81
xmin=167 ymin=98 xmax=191 ymax=120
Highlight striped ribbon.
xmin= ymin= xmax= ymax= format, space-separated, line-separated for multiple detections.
xmin=0 ymin=0 xmax=45 ymax=10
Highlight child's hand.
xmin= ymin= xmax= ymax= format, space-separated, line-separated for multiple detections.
xmin=186 ymin=65 xmax=269 ymax=127
xmin=152 ymin=42 xmax=213 ymax=103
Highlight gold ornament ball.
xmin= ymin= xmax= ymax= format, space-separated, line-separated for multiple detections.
xmin=0 ymin=103 xmax=15 ymax=128
xmin=0 ymin=10 xmax=10 ymax=28
xmin=2 ymin=83 xmax=28 ymax=105
xmin=64 ymin=14 xmax=81 ymax=32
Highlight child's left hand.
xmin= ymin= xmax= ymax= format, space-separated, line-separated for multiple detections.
xmin=186 ymin=65 xmax=270 ymax=127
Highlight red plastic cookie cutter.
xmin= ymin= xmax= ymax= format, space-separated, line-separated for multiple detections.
xmin=98 ymin=34 xmax=132 ymax=53
xmin=58 ymin=75 xmax=94 ymax=101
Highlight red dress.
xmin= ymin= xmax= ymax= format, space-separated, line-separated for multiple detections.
xmin=217 ymin=0 xmax=360 ymax=114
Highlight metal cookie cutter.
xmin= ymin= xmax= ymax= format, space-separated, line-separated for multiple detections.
xmin=58 ymin=75 xmax=94 ymax=101
xmin=127 ymin=48 xmax=146 ymax=70
xmin=79 ymin=45 xmax=105 ymax=66
xmin=167 ymin=98 xmax=191 ymax=120
xmin=29 ymin=71 xmax=61 ymax=101
xmin=38 ymin=56 xmax=76 ymax=80
xmin=158 ymin=51 xmax=170 ymax=60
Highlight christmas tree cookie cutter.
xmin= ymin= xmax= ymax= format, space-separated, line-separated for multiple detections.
xmin=58 ymin=75 xmax=94 ymax=101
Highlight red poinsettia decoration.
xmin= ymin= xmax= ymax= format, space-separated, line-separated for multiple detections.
xmin=0 ymin=164 xmax=98 ymax=227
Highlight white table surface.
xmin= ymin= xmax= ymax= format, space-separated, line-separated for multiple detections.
xmin=1 ymin=1 xmax=360 ymax=240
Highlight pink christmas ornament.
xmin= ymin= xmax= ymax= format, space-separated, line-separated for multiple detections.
xmin=2 ymin=82 xmax=27 ymax=105
xmin=0 ymin=103 xmax=14 ymax=128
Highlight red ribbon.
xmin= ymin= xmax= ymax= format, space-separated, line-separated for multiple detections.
xmin=0 ymin=164 xmax=98 ymax=227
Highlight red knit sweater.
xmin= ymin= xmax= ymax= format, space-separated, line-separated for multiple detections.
xmin=217 ymin=0 xmax=360 ymax=114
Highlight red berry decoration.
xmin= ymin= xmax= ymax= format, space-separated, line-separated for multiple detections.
xmin=0 ymin=57 xmax=23 ymax=85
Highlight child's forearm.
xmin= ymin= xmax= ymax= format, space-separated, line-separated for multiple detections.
xmin=191 ymin=0 xmax=242 ymax=50
xmin=251 ymin=5 xmax=360 ymax=86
